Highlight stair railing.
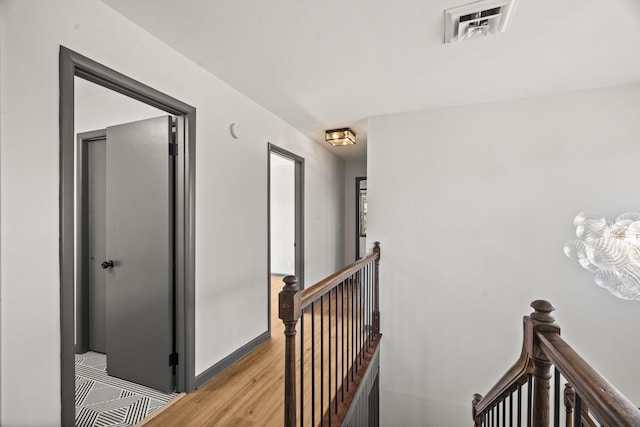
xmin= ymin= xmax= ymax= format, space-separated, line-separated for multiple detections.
xmin=472 ymin=300 xmax=640 ymax=427
xmin=279 ymin=242 xmax=382 ymax=426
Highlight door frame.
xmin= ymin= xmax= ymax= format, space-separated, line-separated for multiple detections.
xmin=267 ymin=143 xmax=304 ymax=331
xmin=75 ymin=129 xmax=107 ymax=354
xmin=59 ymin=47 xmax=196 ymax=425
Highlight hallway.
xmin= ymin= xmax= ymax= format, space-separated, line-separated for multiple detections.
xmin=140 ymin=276 xmax=288 ymax=426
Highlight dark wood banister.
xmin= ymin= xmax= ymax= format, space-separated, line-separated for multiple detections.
xmin=301 ymin=245 xmax=379 ymax=308
xmin=471 ymin=343 xmax=530 ymax=416
xmin=537 ymin=332 xmax=640 ymax=426
xmin=279 ymin=242 xmax=381 ymax=427
xmin=472 ymin=300 xmax=640 ymax=427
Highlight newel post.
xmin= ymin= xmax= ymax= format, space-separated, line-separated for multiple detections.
xmin=472 ymin=393 xmax=483 ymax=427
xmin=279 ymin=275 xmax=301 ymax=427
xmin=525 ymin=300 xmax=560 ymax=427
xmin=373 ymin=242 xmax=381 ymax=335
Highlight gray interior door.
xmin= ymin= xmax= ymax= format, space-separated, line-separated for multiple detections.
xmin=105 ymin=115 xmax=174 ymax=392
xmin=88 ymin=137 xmax=107 ymax=353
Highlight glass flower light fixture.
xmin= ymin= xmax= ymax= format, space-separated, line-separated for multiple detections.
xmin=564 ymin=212 xmax=640 ymax=300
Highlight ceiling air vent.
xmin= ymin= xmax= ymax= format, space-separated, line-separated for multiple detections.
xmin=444 ymin=0 xmax=518 ymax=44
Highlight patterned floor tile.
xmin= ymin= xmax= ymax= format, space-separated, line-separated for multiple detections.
xmin=75 ymin=352 xmax=177 ymax=427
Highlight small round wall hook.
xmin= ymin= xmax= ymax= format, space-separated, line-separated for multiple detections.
xmin=230 ymin=123 xmax=240 ymax=139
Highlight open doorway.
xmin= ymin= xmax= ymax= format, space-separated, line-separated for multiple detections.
xmin=268 ymin=144 xmax=304 ymax=331
xmin=356 ymin=177 xmax=367 ymax=259
xmin=270 ymin=154 xmax=295 ymax=277
xmin=60 ymin=47 xmax=196 ymax=426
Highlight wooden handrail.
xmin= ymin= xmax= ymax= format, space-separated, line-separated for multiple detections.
xmin=301 ymin=243 xmax=380 ymax=307
xmin=279 ymin=242 xmax=382 ymax=427
xmin=472 ymin=344 xmax=530 ymax=416
xmin=473 ymin=300 xmax=640 ymax=427
xmin=538 ymin=331 xmax=640 ymax=426
xmin=473 ymin=300 xmax=557 ymax=425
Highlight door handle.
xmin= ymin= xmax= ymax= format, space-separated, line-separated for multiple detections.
xmin=101 ymin=260 xmax=114 ymax=269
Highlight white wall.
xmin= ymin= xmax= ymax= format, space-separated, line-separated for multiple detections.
xmin=0 ymin=10 xmax=3 ymax=421
xmin=75 ymin=79 xmax=168 ymax=133
xmin=270 ymin=154 xmax=295 ymax=275
xmin=0 ymin=1 xmax=344 ymax=424
xmin=368 ymin=84 xmax=640 ymax=426
xmin=344 ymin=159 xmax=367 ymax=264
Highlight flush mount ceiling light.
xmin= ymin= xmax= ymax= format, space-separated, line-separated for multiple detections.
xmin=444 ymin=0 xmax=518 ymax=44
xmin=325 ymin=128 xmax=356 ymax=146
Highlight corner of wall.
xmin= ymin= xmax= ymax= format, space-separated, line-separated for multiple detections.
xmin=0 ymin=2 xmax=4 ymax=420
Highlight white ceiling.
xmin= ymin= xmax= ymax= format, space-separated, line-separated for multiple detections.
xmin=102 ymin=0 xmax=640 ymax=162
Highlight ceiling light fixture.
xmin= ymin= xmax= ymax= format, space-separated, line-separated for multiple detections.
xmin=325 ymin=128 xmax=356 ymax=146
xmin=564 ymin=212 xmax=640 ymax=300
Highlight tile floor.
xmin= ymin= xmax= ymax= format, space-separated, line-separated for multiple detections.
xmin=75 ymin=352 xmax=177 ymax=427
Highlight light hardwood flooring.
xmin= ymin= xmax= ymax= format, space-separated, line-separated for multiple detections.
xmin=141 ymin=276 xmax=373 ymax=426
xmin=141 ymin=276 xmax=289 ymax=426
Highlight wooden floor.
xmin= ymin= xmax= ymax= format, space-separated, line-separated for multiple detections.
xmin=142 ymin=276 xmax=289 ymax=426
xmin=142 ymin=275 xmax=374 ymax=426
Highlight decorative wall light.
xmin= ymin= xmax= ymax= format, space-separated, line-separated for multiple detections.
xmin=325 ymin=128 xmax=356 ymax=146
xmin=564 ymin=212 xmax=640 ymax=300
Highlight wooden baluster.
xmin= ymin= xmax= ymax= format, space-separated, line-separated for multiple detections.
xmin=532 ymin=357 xmax=552 ymax=426
xmin=472 ymin=393 xmax=483 ymax=427
xmin=373 ymin=242 xmax=381 ymax=335
xmin=279 ymin=275 xmax=301 ymax=427
xmin=525 ymin=300 xmax=560 ymax=427
xmin=564 ymin=384 xmax=575 ymax=427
